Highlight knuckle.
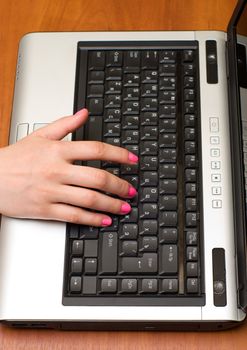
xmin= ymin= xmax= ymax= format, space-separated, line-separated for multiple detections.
xmin=68 ymin=211 xmax=82 ymax=224
xmin=93 ymin=141 xmax=106 ymax=158
xmin=94 ymin=170 xmax=108 ymax=188
xmin=83 ymin=190 xmax=98 ymax=208
xmin=119 ymin=179 xmax=129 ymax=196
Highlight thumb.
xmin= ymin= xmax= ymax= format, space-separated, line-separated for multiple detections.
xmin=33 ymin=108 xmax=88 ymax=140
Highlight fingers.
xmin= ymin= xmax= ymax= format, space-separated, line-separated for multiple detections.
xmin=33 ymin=108 xmax=88 ymax=141
xmin=55 ymin=185 xmax=132 ymax=216
xmin=62 ymin=164 xmax=137 ymax=198
xmin=48 ymin=203 xmax=113 ymax=227
xmin=61 ymin=140 xmax=139 ymax=164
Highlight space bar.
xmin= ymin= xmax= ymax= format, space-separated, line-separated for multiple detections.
xmin=85 ymin=116 xmax=103 ymax=168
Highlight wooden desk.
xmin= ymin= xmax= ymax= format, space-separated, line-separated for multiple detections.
xmin=1 ymin=0 xmax=246 ymax=348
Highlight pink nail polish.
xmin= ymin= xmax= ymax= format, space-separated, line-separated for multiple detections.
xmin=101 ymin=218 xmax=112 ymax=226
xmin=128 ymin=152 xmax=139 ymax=163
xmin=128 ymin=186 xmax=137 ymax=197
xmin=120 ymin=203 xmax=132 ymax=214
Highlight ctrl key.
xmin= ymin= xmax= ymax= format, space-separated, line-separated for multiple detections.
xmin=70 ymin=276 xmax=82 ymax=293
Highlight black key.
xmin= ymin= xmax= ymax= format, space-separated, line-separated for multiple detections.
xmin=71 ymin=258 xmax=83 ymax=273
xmin=161 ymin=279 xmax=178 ymax=293
xmin=160 ymin=245 xmax=178 ymax=274
xmin=140 ymin=126 xmax=158 ymax=140
xmin=160 ymin=211 xmax=177 ymax=226
xmin=85 ymin=116 xmax=103 ymax=141
xmin=160 ymin=164 xmax=177 ymax=179
xmin=121 ymin=164 xmax=138 ymax=175
xmin=186 ymin=212 xmax=197 ymax=227
xmin=120 ymin=253 xmax=157 ymax=274
xmin=140 ymin=141 xmax=158 ymax=155
xmin=141 ymin=70 xmax=158 ymax=83
xmin=123 ymin=73 xmax=140 ymax=86
xmin=160 ymin=133 xmax=176 ymax=148
xmin=72 ymin=240 xmax=83 ymax=255
xmin=184 ymin=127 xmax=195 ymax=141
xmin=79 ymin=226 xmax=99 ymax=239
xmin=121 ymin=240 xmax=138 ymax=256
xmin=88 ymin=51 xmax=105 ymax=70
xmin=120 ymin=208 xmax=138 ymax=223
xmin=123 ymin=87 xmax=140 ymax=101
xmin=105 ymin=137 xmax=121 ymax=147
xmin=70 ymin=276 xmax=82 ymax=293
xmin=83 ymin=276 xmax=97 ymax=294
xmin=106 ymin=50 xmax=123 ymax=67
xmin=160 ymin=149 xmax=176 ymax=163
xmin=159 ymin=105 xmax=176 ymax=118
xmin=86 ymin=160 xmax=101 ymax=169
xmin=185 ymin=168 xmax=197 ymax=182
xmin=123 ymin=116 xmax=139 ymax=129
xmin=141 ymin=84 xmax=158 ymax=97
xmin=88 ymin=71 xmax=104 ymax=84
xmin=184 ymin=89 xmax=195 ymax=101
xmin=184 ymin=114 xmax=196 ymax=127
xmin=84 ymin=258 xmax=97 ymax=274
xmin=105 ymin=81 xmax=122 ymax=94
xmin=122 ymin=130 xmax=139 ymax=144
xmin=160 ymin=64 xmax=176 ymax=76
xmin=186 ymin=230 xmax=198 ymax=245
xmin=184 ymin=63 xmax=194 ymax=75
xmin=160 ymin=179 xmax=177 ymax=194
xmin=140 ymin=236 xmax=158 ymax=252
xmin=184 ymin=101 xmax=195 ymax=114
xmin=121 ymin=279 xmax=138 ymax=293
xmin=99 ymin=232 xmax=118 ymax=274
xmin=139 ymin=220 xmax=158 ymax=235
xmin=104 ymin=109 xmax=121 ymax=122
xmin=184 ymin=76 xmax=195 ymax=88
xmin=140 ymin=112 xmax=158 ymax=125
xmin=103 ymin=122 xmax=121 ymax=137
xmin=69 ymin=224 xmax=79 ymax=239
xmin=105 ymin=95 xmax=121 ymax=108
xmin=141 ymin=51 xmax=158 ymax=69
xmin=106 ymin=67 xmax=122 ymax=80
xmin=160 ymin=119 xmax=177 ymax=133
xmin=160 ymin=195 xmax=177 ymax=210
xmin=140 ymin=156 xmax=158 ymax=171
xmin=88 ymin=98 xmax=104 ymax=115
xmin=185 ymin=155 xmax=196 ymax=167
xmin=159 ymin=228 xmax=178 ymax=243
xmin=160 ymin=51 xmax=177 ymax=63
xmin=187 ymin=262 xmax=198 ymax=276
xmin=185 ymin=183 xmax=196 ymax=196
xmin=123 ymin=101 xmax=140 ymax=115
xmin=101 ymin=279 xmax=117 ymax=293
xmin=140 ymin=171 xmax=158 ymax=186
xmin=140 ymin=187 xmax=158 ymax=203
xmin=187 ymin=278 xmax=199 ymax=293
xmin=185 ymin=141 xmax=196 ymax=154
xmin=122 ymin=175 xmax=138 ymax=188
xmin=141 ymin=98 xmax=158 ymax=111
xmin=84 ymin=240 xmax=98 ymax=257
xmin=87 ymin=84 xmax=104 ymax=97
xmin=159 ymin=77 xmax=176 ymax=90
xmin=186 ymin=198 xmax=197 ymax=211
xmin=140 ymin=203 xmax=158 ymax=219
xmin=141 ymin=279 xmax=158 ymax=293
xmin=183 ymin=50 xmax=194 ymax=62
xmin=120 ymin=224 xmax=138 ymax=239
xmin=125 ymin=144 xmax=139 ymax=156
xmin=187 ymin=247 xmax=198 ymax=261
xmin=124 ymin=51 xmax=141 ymax=72
xmin=160 ymin=91 xmax=176 ymax=104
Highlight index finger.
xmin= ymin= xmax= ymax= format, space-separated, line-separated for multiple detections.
xmin=61 ymin=141 xmax=139 ymax=164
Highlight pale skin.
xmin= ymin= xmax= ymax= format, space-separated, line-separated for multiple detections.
xmin=0 ymin=108 xmax=138 ymax=227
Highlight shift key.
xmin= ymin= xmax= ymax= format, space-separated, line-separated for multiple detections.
xmin=99 ymin=232 xmax=118 ymax=274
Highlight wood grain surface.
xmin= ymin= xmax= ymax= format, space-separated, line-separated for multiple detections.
xmin=1 ymin=0 xmax=247 ymax=349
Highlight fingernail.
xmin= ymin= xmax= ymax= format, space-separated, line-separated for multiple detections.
xmin=120 ymin=203 xmax=132 ymax=214
xmin=74 ymin=108 xmax=88 ymax=117
xmin=128 ymin=152 xmax=139 ymax=163
xmin=101 ymin=217 xmax=112 ymax=226
xmin=128 ymin=186 xmax=137 ymax=197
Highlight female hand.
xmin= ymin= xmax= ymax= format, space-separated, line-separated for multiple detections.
xmin=0 ymin=109 xmax=138 ymax=227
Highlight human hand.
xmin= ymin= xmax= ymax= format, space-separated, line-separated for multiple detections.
xmin=0 ymin=109 xmax=138 ymax=226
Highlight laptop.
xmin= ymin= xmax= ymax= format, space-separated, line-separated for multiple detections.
xmin=0 ymin=0 xmax=246 ymax=331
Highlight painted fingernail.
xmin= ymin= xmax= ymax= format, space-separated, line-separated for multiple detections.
xmin=128 ymin=186 xmax=137 ymax=197
xmin=120 ymin=203 xmax=132 ymax=214
xmin=128 ymin=152 xmax=139 ymax=163
xmin=74 ymin=108 xmax=88 ymax=117
xmin=101 ymin=217 xmax=112 ymax=226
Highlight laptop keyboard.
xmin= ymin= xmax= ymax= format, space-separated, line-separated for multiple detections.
xmin=63 ymin=42 xmax=204 ymax=306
